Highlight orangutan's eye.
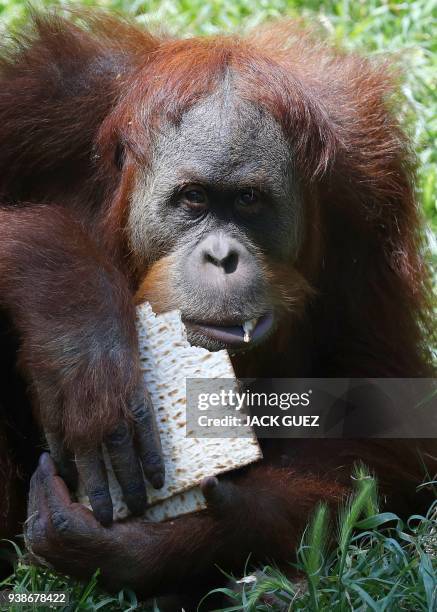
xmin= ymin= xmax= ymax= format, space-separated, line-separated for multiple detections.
xmin=235 ymin=189 xmax=262 ymax=214
xmin=179 ymin=185 xmax=208 ymax=211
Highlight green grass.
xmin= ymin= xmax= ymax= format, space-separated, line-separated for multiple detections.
xmin=203 ymin=470 xmax=436 ymax=611
xmin=0 ymin=552 xmax=147 ymax=611
xmin=1 ymin=471 xmax=436 ymax=611
xmin=0 ymin=1 xmax=436 ymax=609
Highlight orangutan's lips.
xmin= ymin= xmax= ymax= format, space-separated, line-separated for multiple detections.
xmin=183 ymin=313 xmax=274 ymax=347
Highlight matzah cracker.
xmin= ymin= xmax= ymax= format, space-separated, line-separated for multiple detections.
xmin=78 ymin=303 xmax=262 ymax=521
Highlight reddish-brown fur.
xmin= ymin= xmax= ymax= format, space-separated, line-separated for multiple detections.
xmin=0 ymin=10 xmax=435 ymax=605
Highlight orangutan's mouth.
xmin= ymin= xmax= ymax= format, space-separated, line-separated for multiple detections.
xmin=183 ymin=312 xmax=274 ymax=349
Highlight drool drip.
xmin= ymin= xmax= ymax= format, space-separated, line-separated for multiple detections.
xmin=242 ymin=318 xmax=258 ymax=343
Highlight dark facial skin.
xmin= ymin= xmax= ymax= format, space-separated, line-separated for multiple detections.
xmin=170 ymin=187 xmax=276 ymax=351
xmin=130 ymin=87 xmax=300 ymax=352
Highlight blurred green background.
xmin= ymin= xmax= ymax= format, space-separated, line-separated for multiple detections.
xmin=1 ymin=0 xmax=436 ymax=239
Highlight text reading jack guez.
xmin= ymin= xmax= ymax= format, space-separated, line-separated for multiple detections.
xmin=198 ymin=414 xmax=320 ymax=428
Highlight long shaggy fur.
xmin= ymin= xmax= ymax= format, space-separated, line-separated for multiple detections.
xmin=0 ymin=9 xmax=434 ymax=601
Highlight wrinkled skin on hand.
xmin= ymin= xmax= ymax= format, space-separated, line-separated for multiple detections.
xmin=27 ymin=450 xmax=330 ymax=610
xmin=45 ymin=385 xmax=165 ymax=527
xmin=25 ymin=454 xmax=255 ymax=601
